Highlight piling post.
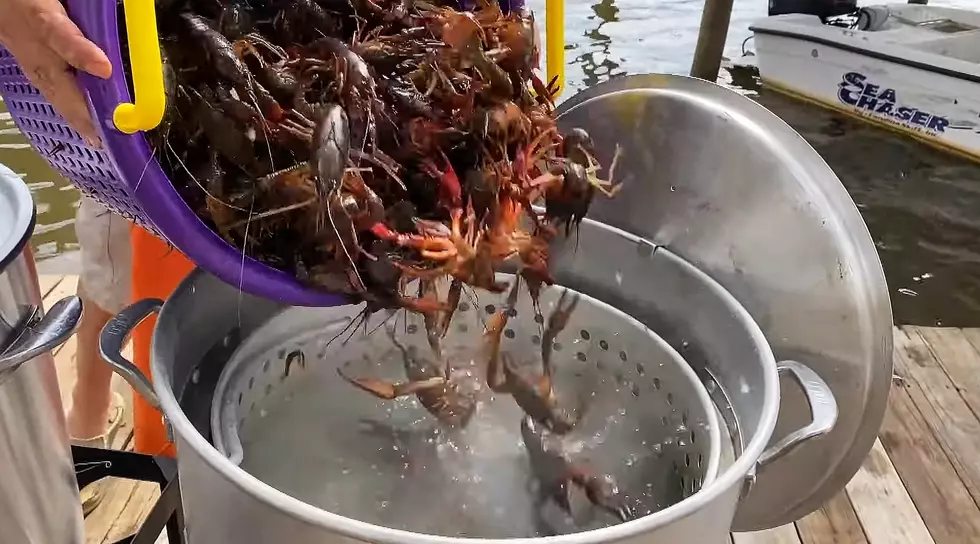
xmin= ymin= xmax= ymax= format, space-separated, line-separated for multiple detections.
xmin=690 ymin=0 xmax=735 ymax=81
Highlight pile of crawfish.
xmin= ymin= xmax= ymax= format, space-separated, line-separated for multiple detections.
xmin=152 ymin=0 xmax=619 ymax=316
xmin=151 ymin=0 xmax=628 ymax=525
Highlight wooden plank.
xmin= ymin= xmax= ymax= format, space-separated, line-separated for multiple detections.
xmin=84 ymin=479 xmax=139 ymax=544
xmin=38 ymin=274 xmax=64 ymax=300
xmin=894 ymin=327 xmax=980 ymax=507
xmin=794 ymin=491 xmax=868 ymax=544
xmin=43 ymin=274 xmax=78 ymax=313
xmin=845 ymin=438 xmax=934 ymax=544
xmin=957 ymin=328 xmax=980 ymax=374
xmin=879 ymin=371 xmax=980 ymax=543
xmin=102 ymin=482 xmax=160 ymax=543
xmin=732 ymin=524 xmax=802 ymax=544
xmin=913 ymin=326 xmax=980 ymax=420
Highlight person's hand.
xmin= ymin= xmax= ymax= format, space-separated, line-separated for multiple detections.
xmin=0 ymin=0 xmax=112 ymax=145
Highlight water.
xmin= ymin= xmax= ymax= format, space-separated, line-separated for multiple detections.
xmin=0 ymin=0 xmax=978 ymax=326
xmin=232 ymin=285 xmax=710 ymax=537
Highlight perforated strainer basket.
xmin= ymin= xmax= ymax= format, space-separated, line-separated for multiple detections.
xmin=210 ymin=275 xmax=721 ymax=538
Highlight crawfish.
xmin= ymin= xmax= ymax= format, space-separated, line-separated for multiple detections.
xmin=302 ymin=37 xmax=379 ymax=149
xmin=546 ymin=129 xmax=622 ymax=236
xmin=273 ymin=0 xmax=343 ymax=44
xmin=234 ymin=33 xmax=301 ymax=108
xmin=337 ymin=324 xmax=478 ymax=428
xmin=521 ymin=416 xmax=636 ymax=523
xmin=178 ymin=12 xmax=251 ymax=88
xmin=146 ymin=45 xmax=180 ymax=152
xmin=433 ymin=9 xmax=514 ymax=99
xmin=217 ymin=0 xmax=253 ymax=40
xmin=274 ymin=104 xmax=350 ymax=201
xmin=485 ymin=285 xmax=580 ymax=434
xmin=189 ymin=86 xmax=259 ymax=172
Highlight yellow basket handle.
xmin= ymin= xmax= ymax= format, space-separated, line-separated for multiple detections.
xmin=544 ymin=0 xmax=564 ymax=98
xmin=112 ymin=0 xmax=166 ymax=134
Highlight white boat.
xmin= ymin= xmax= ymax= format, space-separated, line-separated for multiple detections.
xmin=742 ymin=2 xmax=980 ymax=162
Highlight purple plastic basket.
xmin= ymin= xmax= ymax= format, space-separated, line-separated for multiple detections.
xmin=0 ymin=0 xmax=525 ymax=306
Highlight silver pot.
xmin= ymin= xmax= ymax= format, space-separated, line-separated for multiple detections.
xmin=0 ymin=163 xmax=85 ymax=544
xmin=99 ymin=75 xmax=891 ymax=543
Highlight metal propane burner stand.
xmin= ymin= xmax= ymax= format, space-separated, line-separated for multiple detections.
xmin=72 ymin=445 xmax=186 ymax=544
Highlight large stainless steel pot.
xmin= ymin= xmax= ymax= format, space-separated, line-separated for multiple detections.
xmin=100 ymin=235 xmax=804 ymax=544
xmin=98 ymin=75 xmax=891 ymax=543
xmin=0 ymin=163 xmax=85 ymax=544
xmin=555 ymin=75 xmax=892 ymax=530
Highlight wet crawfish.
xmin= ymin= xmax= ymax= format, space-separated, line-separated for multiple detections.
xmin=485 ymin=285 xmax=580 ymax=434
xmin=545 ymin=128 xmax=623 ymax=235
xmin=521 ymin=416 xmax=637 ymax=523
xmin=337 ymin=322 xmax=478 ymax=428
xmin=482 ymin=286 xmax=635 ymax=521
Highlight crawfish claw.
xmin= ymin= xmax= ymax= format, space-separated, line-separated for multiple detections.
xmin=336 ymin=367 xmax=446 ymax=399
xmin=568 ymin=468 xmax=637 ymax=523
xmin=541 ymin=289 xmax=580 ymax=378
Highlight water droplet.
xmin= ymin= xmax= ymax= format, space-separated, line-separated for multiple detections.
xmin=259 ymin=409 xmax=267 ymax=418
xmin=898 ymin=288 xmax=918 ymax=297
xmin=342 ymin=468 xmax=351 ymax=475
xmin=381 ymin=501 xmax=389 ymax=508
xmin=669 ymin=185 xmax=676 ymax=192
xmin=617 ymin=407 xmax=627 ymax=416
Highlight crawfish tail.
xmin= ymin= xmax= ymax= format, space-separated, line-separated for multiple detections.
xmin=310 ymin=104 xmax=351 ymax=201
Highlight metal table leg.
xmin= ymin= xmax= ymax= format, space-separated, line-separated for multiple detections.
xmin=73 ymin=445 xmax=185 ymax=544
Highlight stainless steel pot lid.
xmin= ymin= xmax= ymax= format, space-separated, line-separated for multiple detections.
xmin=556 ymin=75 xmax=893 ymax=530
xmin=0 ymin=163 xmax=34 ymax=272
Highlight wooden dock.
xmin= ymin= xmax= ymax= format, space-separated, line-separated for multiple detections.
xmin=39 ymin=274 xmax=980 ymax=544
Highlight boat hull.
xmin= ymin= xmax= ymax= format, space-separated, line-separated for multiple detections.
xmin=751 ymin=28 xmax=980 ymax=162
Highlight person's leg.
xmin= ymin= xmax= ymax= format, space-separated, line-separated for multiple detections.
xmin=67 ymin=196 xmax=132 ymax=439
xmin=66 ymin=196 xmax=132 ymax=513
xmin=65 ymin=291 xmax=115 ymax=440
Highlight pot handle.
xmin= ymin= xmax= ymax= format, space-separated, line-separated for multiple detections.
xmin=0 ymin=296 xmax=84 ymax=378
xmin=100 ymin=298 xmax=164 ymax=410
xmin=756 ymin=360 xmax=838 ymax=467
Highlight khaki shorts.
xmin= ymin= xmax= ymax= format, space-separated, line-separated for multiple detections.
xmin=74 ymin=196 xmax=132 ymax=314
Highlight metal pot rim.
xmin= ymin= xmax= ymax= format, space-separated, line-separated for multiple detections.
xmin=0 ymin=163 xmax=36 ymax=274
xmin=151 ymin=220 xmax=781 ymax=544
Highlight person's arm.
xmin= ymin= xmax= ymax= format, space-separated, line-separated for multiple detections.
xmin=0 ymin=0 xmax=112 ymax=145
